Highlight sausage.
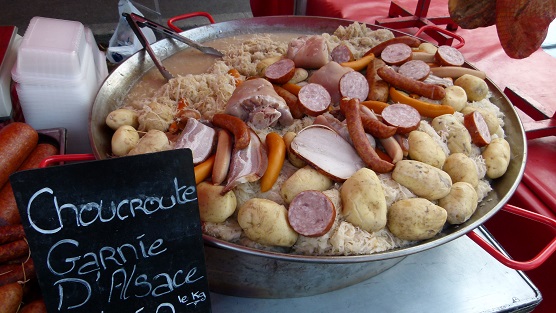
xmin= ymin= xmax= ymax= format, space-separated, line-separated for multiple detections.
xmin=297 ymin=83 xmax=331 ymax=116
xmin=380 ymin=43 xmax=413 ymax=66
xmin=0 ymin=240 xmax=29 ymax=263
xmin=20 ymin=299 xmax=47 ymax=313
xmin=0 ymin=259 xmax=35 ymax=286
xmin=287 ymin=190 xmax=336 ymax=237
xmin=395 ymin=134 xmax=410 ymax=157
xmin=264 ymin=58 xmax=296 ymax=84
xmin=211 ymin=129 xmax=233 ymax=185
xmin=359 ymin=107 xmax=398 ymax=139
xmin=435 ymin=45 xmax=465 ymax=66
xmin=0 ymin=123 xmax=39 ymax=187
xmin=0 ymin=225 xmax=25 ymax=245
xmin=341 ymin=98 xmax=394 ymax=173
xmin=331 ymin=43 xmax=354 ymax=63
xmin=0 ymin=282 xmax=23 ymax=313
xmin=364 ymin=36 xmax=421 ymax=57
xmin=339 ymin=70 xmax=369 ymax=102
xmin=377 ymin=66 xmax=446 ymax=100
xmin=211 ymin=113 xmax=251 ymax=150
xmin=273 ymin=85 xmax=304 ymax=119
xmin=360 ymin=105 xmax=403 ymax=163
xmin=464 ymin=111 xmax=492 ymax=147
xmin=430 ymin=66 xmax=487 ymax=79
xmin=397 ymin=59 xmax=431 ymax=81
xmin=380 ymin=103 xmax=421 ymax=134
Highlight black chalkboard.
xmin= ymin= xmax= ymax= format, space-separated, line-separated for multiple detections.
xmin=10 ymin=149 xmax=211 ymax=313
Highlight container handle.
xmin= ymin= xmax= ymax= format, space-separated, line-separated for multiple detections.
xmin=39 ymin=154 xmax=96 ymax=168
xmin=167 ymin=12 xmax=216 ymax=32
xmin=467 ymin=204 xmax=556 ymax=271
xmin=414 ymin=25 xmax=465 ymax=49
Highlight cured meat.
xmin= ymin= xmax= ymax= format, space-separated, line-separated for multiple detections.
xmin=377 ymin=66 xmax=446 ymax=100
xmin=381 ymin=103 xmax=421 ymax=134
xmin=297 ymin=83 xmax=332 ymax=116
xmin=339 ymin=71 xmax=370 ymax=102
xmin=381 ymin=43 xmax=413 ymax=66
xmin=364 ymin=36 xmax=421 ymax=57
xmin=331 ymin=43 xmax=354 ymax=63
xmin=286 ymin=35 xmax=330 ymax=69
xmin=174 ymin=118 xmax=217 ymax=164
xmin=435 ymin=45 xmax=465 ymax=66
xmin=287 ymin=190 xmax=336 ymax=237
xmin=398 ymin=60 xmax=431 ymax=81
xmin=308 ymin=61 xmax=353 ymax=104
xmin=0 ymin=122 xmax=38 ymax=187
xmin=448 ymin=0 xmax=496 ymax=29
xmin=264 ymin=58 xmax=296 ymax=84
xmin=464 ymin=111 xmax=492 ymax=147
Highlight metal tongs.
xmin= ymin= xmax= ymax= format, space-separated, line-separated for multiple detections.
xmin=124 ymin=12 xmax=224 ymax=81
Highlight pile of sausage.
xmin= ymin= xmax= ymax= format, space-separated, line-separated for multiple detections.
xmin=0 ymin=122 xmax=57 ymax=312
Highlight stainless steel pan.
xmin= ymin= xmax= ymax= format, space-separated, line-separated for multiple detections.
xmin=89 ymin=16 xmax=526 ymax=298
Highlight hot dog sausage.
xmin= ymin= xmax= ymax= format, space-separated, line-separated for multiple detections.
xmin=0 ymin=239 xmax=29 ymax=263
xmin=287 ymin=190 xmax=336 ymax=237
xmin=0 ymin=123 xmax=39 ymax=187
xmin=435 ymin=45 xmax=465 ymax=66
xmin=0 ymin=282 xmax=23 ymax=313
xmin=341 ymin=98 xmax=394 ymax=173
xmin=20 ymin=299 xmax=47 ymax=313
xmin=364 ymin=36 xmax=421 ymax=57
xmin=464 ymin=111 xmax=491 ymax=147
xmin=381 ymin=43 xmax=413 ymax=66
xmin=211 ymin=113 xmax=251 ymax=150
xmin=0 ymin=225 xmax=25 ymax=245
xmin=381 ymin=103 xmax=421 ymax=134
xmin=273 ymin=85 xmax=304 ymax=119
xmin=212 ymin=129 xmax=233 ymax=185
xmin=297 ymin=83 xmax=331 ymax=116
xmin=339 ymin=71 xmax=369 ymax=102
xmin=377 ymin=66 xmax=446 ymax=100
xmin=264 ymin=58 xmax=296 ymax=84
xmin=398 ymin=59 xmax=431 ymax=81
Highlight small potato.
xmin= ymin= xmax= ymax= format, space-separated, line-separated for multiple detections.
xmin=454 ymin=74 xmax=489 ymax=101
xmin=387 ymin=198 xmax=447 ymax=241
xmin=482 ymin=137 xmax=511 ymax=179
xmin=280 ymin=166 xmax=333 ymax=203
xmin=138 ymin=101 xmax=175 ymax=132
xmin=441 ymin=85 xmax=467 ymax=112
xmin=238 ymin=198 xmax=298 ymax=247
xmin=106 ymin=108 xmax=139 ymax=131
xmin=288 ymin=68 xmax=309 ymax=84
xmin=431 ymin=114 xmax=473 ymax=155
xmin=197 ymin=182 xmax=237 ymax=223
xmin=461 ymin=106 xmax=500 ymax=135
xmin=127 ymin=129 xmax=171 ymax=156
xmin=392 ymin=160 xmax=452 ymax=200
xmin=442 ymin=153 xmax=479 ymax=187
xmin=408 ymin=130 xmax=446 ymax=168
xmin=111 ymin=125 xmax=140 ymax=156
xmin=418 ymin=42 xmax=437 ymax=54
xmin=340 ymin=168 xmax=387 ymax=233
xmin=283 ymin=132 xmax=306 ymax=168
xmin=438 ymin=182 xmax=478 ymax=224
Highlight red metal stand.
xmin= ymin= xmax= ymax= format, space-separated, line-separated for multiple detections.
xmin=375 ymin=0 xmax=458 ymax=46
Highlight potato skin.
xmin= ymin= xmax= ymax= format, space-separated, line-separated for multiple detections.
xmin=454 ymin=74 xmax=488 ymax=101
xmin=482 ymin=137 xmax=511 ymax=179
xmin=387 ymin=198 xmax=447 ymax=241
xmin=280 ymin=166 xmax=333 ymax=203
xmin=408 ymin=130 xmax=446 ymax=168
xmin=441 ymin=85 xmax=467 ymax=112
xmin=237 ymin=198 xmax=298 ymax=247
xmin=197 ymin=182 xmax=237 ymax=223
xmin=442 ymin=153 xmax=479 ymax=187
xmin=111 ymin=125 xmax=140 ymax=156
xmin=392 ymin=160 xmax=452 ymax=200
xmin=340 ymin=168 xmax=387 ymax=232
xmin=106 ymin=108 xmax=139 ymax=131
xmin=431 ymin=114 xmax=472 ymax=155
xmin=438 ymin=182 xmax=478 ymax=224
xmin=127 ymin=129 xmax=171 ymax=155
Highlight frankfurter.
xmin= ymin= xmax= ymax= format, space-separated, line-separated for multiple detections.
xmin=0 ymin=123 xmax=39 ymax=187
xmin=377 ymin=66 xmax=446 ymax=100
xmin=211 ymin=113 xmax=251 ymax=150
xmin=274 ymin=85 xmax=303 ymax=119
xmin=212 ymin=129 xmax=233 ymax=185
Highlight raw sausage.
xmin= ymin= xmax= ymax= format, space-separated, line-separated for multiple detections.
xmin=0 ymin=225 xmax=25 ymax=245
xmin=339 ymin=71 xmax=369 ymax=102
xmin=264 ymin=58 xmax=296 ymax=84
xmin=398 ymin=59 xmax=431 ymax=81
xmin=0 ymin=123 xmax=39 ymax=187
xmin=211 ymin=113 xmax=251 ymax=150
xmin=381 ymin=43 xmax=413 ymax=65
xmin=381 ymin=103 xmax=421 ymax=134
xmin=331 ymin=43 xmax=354 ymax=63
xmin=297 ymin=83 xmax=331 ymax=116
xmin=341 ymin=98 xmax=394 ymax=173
xmin=0 ymin=239 xmax=29 ymax=263
xmin=287 ymin=190 xmax=336 ymax=237
xmin=435 ymin=45 xmax=465 ymax=66
xmin=377 ymin=66 xmax=446 ymax=100
xmin=0 ymin=282 xmax=23 ymax=313
xmin=464 ymin=111 xmax=491 ymax=147
xmin=364 ymin=36 xmax=421 ymax=57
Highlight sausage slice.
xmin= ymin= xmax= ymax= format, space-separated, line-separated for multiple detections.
xmin=435 ymin=45 xmax=465 ymax=66
xmin=464 ymin=110 xmax=491 ymax=146
xmin=298 ymin=83 xmax=331 ymax=116
xmin=381 ymin=103 xmax=422 ymax=134
xmin=264 ymin=58 xmax=296 ymax=84
xmin=339 ymin=71 xmax=370 ymax=102
xmin=287 ymin=190 xmax=336 ymax=237
xmin=381 ymin=43 xmax=413 ymax=66
xmin=398 ymin=59 xmax=431 ymax=81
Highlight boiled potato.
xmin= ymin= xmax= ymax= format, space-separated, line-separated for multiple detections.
xmin=237 ymin=198 xmax=298 ymax=247
xmin=442 ymin=153 xmax=479 ymax=187
xmin=461 ymin=106 xmax=500 ymax=135
xmin=441 ymin=85 xmax=467 ymax=112
xmin=197 ymin=182 xmax=237 ymax=223
xmin=408 ymin=130 xmax=446 ymax=168
xmin=482 ymin=137 xmax=511 ymax=179
xmin=392 ymin=160 xmax=452 ymax=200
xmin=280 ymin=166 xmax=333 ymax=203
xmin=288 ymin=68 xmax=309 ymax=84
xmin=111 ymin=125 xmax=140 ymax=156
xmin=387 ymin=198 xmax=447 ymax=241
xmin=340 ymin=168 xmax=387 ymax=233
xmin=127 ymin=129 xmax=171 ymax=155
xmin=431 ymin=114 xmax=473 ymax=155
xmin=138 ymin=101 xmax=174 ymax=132
xmin=438 ymin=182 xmax=478 ymax=224
xmin=418 ymin=42 xmax=437 ymax=54
xmin=106 ymin=108 xmax=139 ymax=131
xmin=454 ymin=74 xmax=489 ymax=101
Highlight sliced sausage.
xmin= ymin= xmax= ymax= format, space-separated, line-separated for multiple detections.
xmin=359 ymin=108 xmax=398 ymax=139
xmin=364 ymin=36 xmax=421 ymax=57
xmin=287 ymin=190 xmax=336 ymax=237
xmin=435 ymin=45 xmax=465 ymax=66
xmin=0 ymin=282 xmax=23 ymax=313
xmin=331 ymin=43 xmax=354 ymax=63
xmin=464 ymin=110 xmax=492 ymax=147
xmin=339 ymin=71 xmax=370 ymax=102
xmin=264 ymin=58 xmax=296 ymax=84
xmin=211 ymin=113 xmax=251 ymax=150
xmin=0 ymin=225 xmax=25 ymax=245
xmin=381 ymin=103 xmax=422 ymax=134
xmin=398 ymin=59 xmax=431 ymax=81
xmin=377 ymin=66 xmax=446 ymax=100
xmin=297 ymin=83 xmax=331 ymax=116
xmin=380 ymin=43 xmax=413 ymax=66
xmin=341 ymin=98 xmax=394 ymax=173
xmin=0 ymin=122 xmax=39 ymax=187
xmin=0 ymin=239 xmax=29 ymax=263
xmin=274 ymin=85 xmax=303 ymax=119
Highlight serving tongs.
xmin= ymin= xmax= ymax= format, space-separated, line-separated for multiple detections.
xmin=124 ymin=12 xmax=224 ymax=81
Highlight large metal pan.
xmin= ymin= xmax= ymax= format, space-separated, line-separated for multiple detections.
xmin=89 ymin=16 xmax=526 ymax=298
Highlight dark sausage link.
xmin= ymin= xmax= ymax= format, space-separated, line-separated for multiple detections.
xmin=0 ymin=122 xmax=39 ymax=187
xmin=211 ymin=113 xmax=251 ymax=150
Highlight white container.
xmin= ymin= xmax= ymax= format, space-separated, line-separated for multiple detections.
xmin=11 ymin=16 xmax=108 ymax=153
xmin=0 ymin=26 xmax=21 ymax=119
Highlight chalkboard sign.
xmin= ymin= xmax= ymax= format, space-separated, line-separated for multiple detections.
xmin=10 ymin=149 xmax=211 ymax=313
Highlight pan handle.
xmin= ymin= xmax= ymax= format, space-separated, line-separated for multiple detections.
xmin=414 ymin=25 xmax=465 ymax=49
xmin=167 ymin=12 xmax=216 ymax=32
xmin=467 ymin=204 xmax=556 ymax=271
xmin=39 ymin=154 xmax=96 ymax=168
